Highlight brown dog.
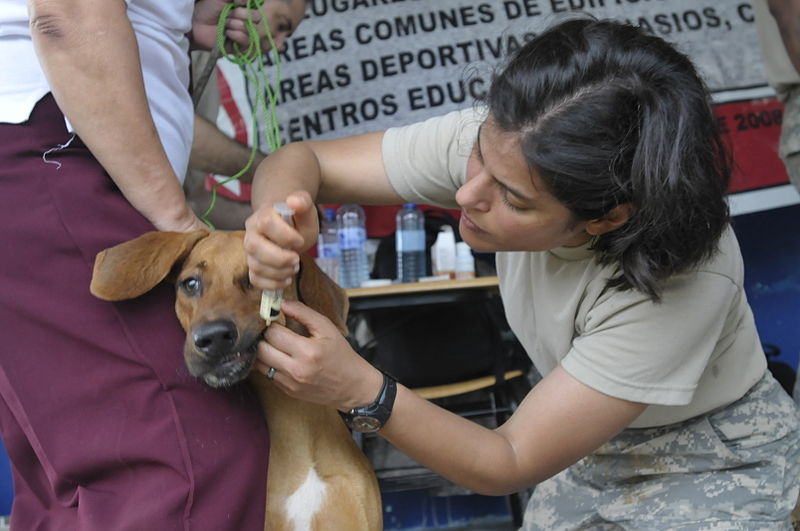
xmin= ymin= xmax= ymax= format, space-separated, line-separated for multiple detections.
xmin=89 ymin=230 xmax=382 ymax=531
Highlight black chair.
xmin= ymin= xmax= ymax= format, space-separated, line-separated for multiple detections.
xmin=348 ymin=296 xmax=536 ymax=527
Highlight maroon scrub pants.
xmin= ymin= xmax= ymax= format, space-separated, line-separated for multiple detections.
xmin=0 ymin=94 xmax=268 ymax=530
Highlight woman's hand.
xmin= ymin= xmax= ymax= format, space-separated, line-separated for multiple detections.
xmin=256 ymin=300 xmax=384 ymax=410
xmin=244 ymin=191 xmax=319 ymax=291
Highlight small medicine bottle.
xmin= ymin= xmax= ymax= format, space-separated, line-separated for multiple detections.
xmin=455 ymin=242 xmax=475 ymax=280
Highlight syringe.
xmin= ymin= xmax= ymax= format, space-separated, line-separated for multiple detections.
xmin=259 ymin=202 xmax=295 ymax=324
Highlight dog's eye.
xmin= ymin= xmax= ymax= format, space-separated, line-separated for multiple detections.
xmin=180 ymin=277 xmax=201 ymax=296
xmin=240 ymin=276 xmax=254 ymax=291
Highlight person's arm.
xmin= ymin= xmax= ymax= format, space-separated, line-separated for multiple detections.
xmin=250 ymin=132 xmax=404 ymax=211
xmin=768 ymin=0 xmax=800 ymax=73
xmin=386 ymin=366 xmax=645 ymax=494
xmin=27 ymin=0 xmax=202 ymax=232
xmin=244 ymin=133 xmax=405 ymax=290
xmin=260 ymin=301 xmax=648 ymax=496
xmin=190 ymin=114 xmax=265 ymax=182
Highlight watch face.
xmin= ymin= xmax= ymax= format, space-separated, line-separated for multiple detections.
xmin=352 ymin=416 xmax=382 ymax=433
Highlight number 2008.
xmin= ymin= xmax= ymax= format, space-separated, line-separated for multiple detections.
xmin=734 ymin=109 xmax=783 ymax=131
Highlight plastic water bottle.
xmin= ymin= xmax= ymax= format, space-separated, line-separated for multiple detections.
xmin=316 ymin=208 xmax=340 ymax=284
xmin=395 ymin=204 xmax=426 ymax=283
xmin=337 ymin=204 xmax=369 ymax=288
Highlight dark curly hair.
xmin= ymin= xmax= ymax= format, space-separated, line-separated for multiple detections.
xmin=485 ymin=18 xmax=731 ymax=301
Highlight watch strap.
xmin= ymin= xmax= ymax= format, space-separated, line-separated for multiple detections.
xmin=340 ymin=372 xmax=397 ymax=433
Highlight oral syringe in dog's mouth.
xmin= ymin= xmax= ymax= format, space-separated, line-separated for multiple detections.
xmin=260 ymin=202 xmax=295 ymax=324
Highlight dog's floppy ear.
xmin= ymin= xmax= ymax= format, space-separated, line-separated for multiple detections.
xmin=297 ymin=253 xmax=350 ymax=336
xmin=90 ymin=230 xmax=209 ymax=301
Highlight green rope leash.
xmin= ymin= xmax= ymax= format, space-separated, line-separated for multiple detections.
xmin=200 ymin=0 xmax=284 ymax=229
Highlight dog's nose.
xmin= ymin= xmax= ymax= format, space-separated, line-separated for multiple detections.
xmin=192 ymin=319 xmax=238 ymax=358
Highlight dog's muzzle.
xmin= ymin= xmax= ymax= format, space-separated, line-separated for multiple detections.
xmin=185 ymin=318 xmax=263 ymax=388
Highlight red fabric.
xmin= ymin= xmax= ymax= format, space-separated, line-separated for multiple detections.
xmin=715 ymin=98 xmax=789 ymax=193
xmin=0 ymin=94 xmax=268 ymax=530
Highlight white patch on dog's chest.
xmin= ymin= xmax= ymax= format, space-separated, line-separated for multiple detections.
xmin=285 ymin=466 xmax=328 ymax=531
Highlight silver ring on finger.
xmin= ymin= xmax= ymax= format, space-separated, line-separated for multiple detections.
xmin=266 ymin=367 xmax=277 ymax=380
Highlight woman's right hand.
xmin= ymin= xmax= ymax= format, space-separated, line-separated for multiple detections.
xmin=244 ymin=191 xmax=319 ymax=290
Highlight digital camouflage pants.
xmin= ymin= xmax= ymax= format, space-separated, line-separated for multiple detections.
xmin=522 ymin=372 xmax=800 ymax=530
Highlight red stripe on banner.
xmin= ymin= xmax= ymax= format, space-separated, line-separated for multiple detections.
xmin=715 ymin=98 xmax=788 ymax=193
xmin=217 ymin=68 xmax=249 ymax=145
xmin=204 ymin=175 xmax=252 ymax=202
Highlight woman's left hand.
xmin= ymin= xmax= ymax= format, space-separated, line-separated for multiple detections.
xmin=257 ymin=300 xmax=384 ymax=411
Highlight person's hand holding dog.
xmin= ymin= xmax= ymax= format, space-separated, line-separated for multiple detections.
xmin=257 ymin=301 xmax=384 ymax=411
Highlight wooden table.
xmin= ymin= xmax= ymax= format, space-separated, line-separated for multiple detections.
xmin=345 ymin=276 xmax=499 ymax=311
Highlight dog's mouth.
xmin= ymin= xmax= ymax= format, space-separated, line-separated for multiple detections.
xmin=185 ymin=327 xmax=265 ymax=388
xmin=201 ymin=339 xmax=259 ymax=388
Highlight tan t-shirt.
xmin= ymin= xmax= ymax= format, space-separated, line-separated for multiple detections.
xmin=382 ymin=108 xmax=767 ymax=428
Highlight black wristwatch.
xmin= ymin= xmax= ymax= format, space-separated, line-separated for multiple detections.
xmin=339 ymin=372 xmax=397 ymax=433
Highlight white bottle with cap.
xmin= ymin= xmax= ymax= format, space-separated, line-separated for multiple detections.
xmin=455 ymin=242 xmax=476 ymax=280
xmin=431 ymin=225 xmax=456 ymax=279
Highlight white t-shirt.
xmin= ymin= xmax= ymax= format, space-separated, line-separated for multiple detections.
xmin=382 ymin=107 xmax=767 ymax=428
xmin=0 ymin=0 xmax=194 ymax=180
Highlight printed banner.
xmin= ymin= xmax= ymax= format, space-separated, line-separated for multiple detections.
xmin=214 ymin=0 xmax=791 ymax=220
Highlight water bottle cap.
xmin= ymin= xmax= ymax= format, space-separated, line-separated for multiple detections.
xmin=274 ymin=202 xmax=295 ymax=218
xmin=403 ymin=203 xmax=416 ymax=209
xmin=324 ymin=208 xmax=336 ymax=221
